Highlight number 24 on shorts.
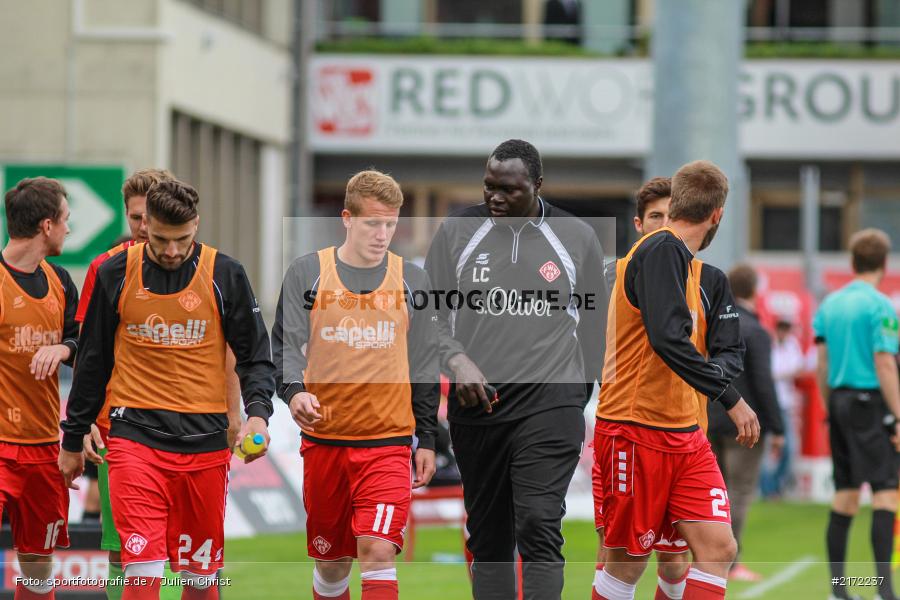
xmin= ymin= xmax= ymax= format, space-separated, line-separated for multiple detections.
xmin=178 ymin=534 xmax=214 ymax=570
xmin=710 ymin=488 xmax=729 ymax=518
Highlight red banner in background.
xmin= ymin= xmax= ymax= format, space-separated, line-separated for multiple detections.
xmin=2 ymin=550 xmax=107 ymax=592
xmin=755 ymin=265 xmax=900 ymax=458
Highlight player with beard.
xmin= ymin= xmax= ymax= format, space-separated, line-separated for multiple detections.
xmin=59 ymin=179 xmax=275 ymax=600
xmin=75 ymin=169 xmax=244 ymax=600
xmin=594 ymin=176 xmax=743 ymax=600
xmin=592 ymin=161 xmax=759 ymax=600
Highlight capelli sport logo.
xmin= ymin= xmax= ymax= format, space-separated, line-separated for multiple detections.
xmin=8 ymin=325 xmax=62 ymax=354
xmin=320 ymin=317 xmax=397 ymax=349
xmin=125 ymin=314 xmax=208 ymax=346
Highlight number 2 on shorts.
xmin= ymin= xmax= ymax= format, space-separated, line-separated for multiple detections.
xmin=710 ymin=488 xmax=729 ymax=518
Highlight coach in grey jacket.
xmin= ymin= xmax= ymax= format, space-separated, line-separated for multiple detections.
xmin=424 ymin=139 xmax=608 ymax=600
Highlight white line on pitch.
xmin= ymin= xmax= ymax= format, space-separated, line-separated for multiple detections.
xmin=738 ymin=555 xmax=819 ymax=599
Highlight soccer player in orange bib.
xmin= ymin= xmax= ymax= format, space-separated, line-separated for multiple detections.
xmin=593 ymin=176 xmax=743 ymax=600
xmin=272 ymin=170 xmax=439 ymax=600
xmin=592 ymin=161 xmax=759 ymax=600
xmin=1 ymin=177 xmax=80 ymax=600
xmin=59 ymin=179 xmax=275 ymax=600
xmin=74 ymin=169 xmax=242 ymax=600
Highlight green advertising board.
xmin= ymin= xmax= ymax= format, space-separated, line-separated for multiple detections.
xmin=1 ymin=165 xmax=126 ymax=267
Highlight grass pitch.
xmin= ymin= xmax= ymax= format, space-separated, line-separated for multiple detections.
xmin=224 ymin=502 xmax=888 ymax=599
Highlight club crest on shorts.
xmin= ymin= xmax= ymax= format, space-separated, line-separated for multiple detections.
xmin=313 ymin=536 xmax=332 ymax=555
xmin=539 ymin=261 xmax=561 ymax=283
xmin=638 ymin=530 xmax=655 ymax=550
xmin=125 ymin=533 xmax=148 ymax=555
xmin=178 ymin=290 xmax=202 ymax=312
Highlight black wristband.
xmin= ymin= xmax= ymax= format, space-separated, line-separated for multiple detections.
xmin=245 ymin=402 xmax=272 ymax=424
xmin=282 ymin=381 xmax=306 ymax=404
xmin=415 ymin=431 xmax=436 ymax=451
xmin=61 ymin=432 xmax=85 ymax=453
xmin=715 ymin=385 xmax=741 ymax=410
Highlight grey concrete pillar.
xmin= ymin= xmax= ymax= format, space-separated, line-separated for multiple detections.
xmin=646 ymin=0 xmax=747 ymax=270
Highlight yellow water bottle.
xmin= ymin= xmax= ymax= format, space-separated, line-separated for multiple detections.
xmin=234 ymin=433 xmax=266 ymax=461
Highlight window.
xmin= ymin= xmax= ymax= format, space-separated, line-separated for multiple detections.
xmin=170 ymin=111 xmax=262 ymax=288
xmin=329 ymin=0 xmax=380 ymax=22
xmin=182 ymin=0 xmax=264 ymax=36
xmin=437 ymin=0 xmax=522 ymax=24
xmin=761 ymin=206 xmax=842 ymax=251
xmin=747 ymin=0 xmax=878 ymax=28
xmin=861 ymin=196 xmax=900 ymax=246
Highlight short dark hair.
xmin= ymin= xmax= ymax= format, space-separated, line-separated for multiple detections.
xmin=728 ymin=263 xmax=758 ymax=300
xmin=669 ymin=160 xmax=729 ymax=223
xmin=146 ymin=180 xmax=199 ymax=225
xmin=849 ymin=228 xmax=890 ymax=274
xmin=489 ymin=139 xmax=542 ymax=185
xmin=636 ymin=177 xmax=672 ymax=220
xmin=4 ymin=177 xmax=67 ymax=239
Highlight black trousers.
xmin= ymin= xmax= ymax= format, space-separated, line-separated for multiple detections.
xmin=450 ymin=407 xmax=585 ymax=600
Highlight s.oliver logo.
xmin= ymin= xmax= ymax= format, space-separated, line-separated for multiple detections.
xmin=314 ymin=66 xmax=375 ymax=136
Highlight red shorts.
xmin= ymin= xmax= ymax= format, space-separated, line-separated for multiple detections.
xmin=301 ymin=439 xmax=411 ymax=560
xmin=0 ymin=445 xmax=70 ymax=555
xmin=106 ymin=438 xmax=230 ymax=575
xmin=592 ymin=434 xmax=687 ymax=554
xmin=594 ymin=429 xmax=730 ymax=556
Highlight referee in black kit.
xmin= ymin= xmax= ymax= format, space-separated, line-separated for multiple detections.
xmin=424 ymin=139 xmax=608 ymax=600
xmin=813 ymin=229 xmax=900 ymax=600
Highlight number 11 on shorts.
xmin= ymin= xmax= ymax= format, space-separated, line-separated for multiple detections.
xmin=373 ymin=503 xmax=395 ymax=535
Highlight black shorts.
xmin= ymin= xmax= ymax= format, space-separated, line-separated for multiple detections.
xmin=829 ymin=388 xmax=900 ymax=492
xmin=83 ymin=456 xmax=99 ymax=480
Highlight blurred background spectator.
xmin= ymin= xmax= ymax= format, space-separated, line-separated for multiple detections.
xmin=760 ymin=315 xmax=806 ymax=498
